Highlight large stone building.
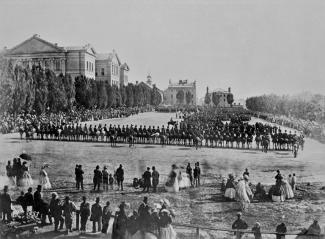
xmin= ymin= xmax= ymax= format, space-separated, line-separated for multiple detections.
xmin=204 ymin=87 xmax=234 ymax=107
xmin=4 ymin=35 xmax=129 ymax=87
xmin=163 ymin=79 xmax=196 ymax=106
xmin=138 ymin=74 xmax=163 ymax=103
xmin=95 ymin=51 xmax=129 ymax=87
xmin=4 ymin=34 xmax=96 ymax=79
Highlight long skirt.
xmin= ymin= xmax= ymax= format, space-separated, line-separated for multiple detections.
xmin=225 ymin=188 xmax=236 ymax=199
xmin=165 ymin=178 xmax=179 ymax=193
xmin=283 ymin=182 xmax=294 ymax=199
xmin=20 ymin=172 xmax=33 ymax=187
xmin=159 ymin=225 xmax=177 ymax=239
xmin=178 ymin=174 xmax=191 ymax=189
xmin=272 ymin=195 xmax=285 ymax=202
xmin=40 ymin=175 xmax=52 ymax=189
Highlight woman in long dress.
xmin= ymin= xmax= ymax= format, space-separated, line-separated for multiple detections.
xmin=159 ymin=209 xmax=177 ymax=239
xmin=271 ymin=181 xmax=286 ymax=202
xmin=177 ymin=171 xmax=191 ymax=189
xmin=20 ymin=162 xmax=33 ymax=187
xmin=235 ymin=175 xmax=252 ymax=211
xmin=224 ymin=174 xmax=236 ymax=200
xmin=39 ymin=164 xmax=51 ymax=189
xmin=165 ymin=165 xmax=179 ymax=193
xmin=282 ymin=176 xmax=294 ymax=199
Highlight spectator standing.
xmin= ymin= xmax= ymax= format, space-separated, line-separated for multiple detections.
xmin=49 ymin=192 xmax=64 ymax=232
xmin=232 ymin=212 xmax=248 ymax=239
xmin=93 ymin=166 xmax=102 ymax=191
xmin=0 ymin=186 xmax=12 ymax=221
xmin=152 ymin=166 xmax=160 ymax=193
xmin=186 ymin=163 xmax=193 ymax=187
xmin=80 ymin=196 xmax=90 ymax=234
xmin=62 ymin=196 xmax=77 ymax=234
xmin=109 ymin=174 xmax=114 ymax=190
xmin=101 ymin=201 xmax=112 ymax=234
xmin=102 ymin=166 xmax=109 ymax=191
xmin=142 ymin=167 xmax=152 ymax=193
xmin=24 ymin=187 xmax=34 ymax=215
xmin=252 ymin=222 xmax=262 ymax=239
xmin=276 ymin=222 xmax=287 ymax=239
xmin=76 ymin=165 xmax=84 ymax=191
xmin=91 ymin=197 xmax=102 ymax=233
xmin=291 ymin=173 xmax=297 ymax=192
xmin=115 ymin=165 xmax=124 ymax=191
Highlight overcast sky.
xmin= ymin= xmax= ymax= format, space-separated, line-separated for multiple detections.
xmin=1 ymin=0 xmax=324 ymax=100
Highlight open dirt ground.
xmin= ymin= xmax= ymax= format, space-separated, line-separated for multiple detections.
xmin=1 ymin=112 xmax=325 ymax=238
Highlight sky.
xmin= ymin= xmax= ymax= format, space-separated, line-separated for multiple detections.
xmin=1 ymin=0 xmax=325 ymax=100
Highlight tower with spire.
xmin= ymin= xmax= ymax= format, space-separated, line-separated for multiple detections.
xmin=146 ymin=74 xmax=152 ymax=86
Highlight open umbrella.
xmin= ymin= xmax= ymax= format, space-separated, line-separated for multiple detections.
xmin=19 ymin=153 xmax=32 ymax=161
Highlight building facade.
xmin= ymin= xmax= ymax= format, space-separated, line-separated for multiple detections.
xmin=95 ymin=51 xmax=129 ymax=88
xmin=163 ymin=79 xmax=196 ymax=106
xmin=4 ymin=34 xmax=96 ymax=79
xmin=204 ymin=87 xmax=233 ymax=107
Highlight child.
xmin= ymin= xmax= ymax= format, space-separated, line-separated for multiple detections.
xmin=109 ymin=174 xmax=114 ymax=190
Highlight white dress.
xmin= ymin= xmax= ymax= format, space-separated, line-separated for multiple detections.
xmin=21 ymin=167 xmax=33 ymax=187
xmin=39 ymin=169 xmax=52 ymax=189
xmin=165 ymin=170 xmax=179 ymax=193
xmin=236 ymin=180 xmax=251 ymax=203
xmin=283 ymin=180 xmax=294 ymax=199
xmin=178 ymin=172 xmax=191 ymax=189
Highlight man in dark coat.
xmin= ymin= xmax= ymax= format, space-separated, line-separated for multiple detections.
xmin=33 ymin=185 xmax=43 ymax=214
xmin=79 ymin=196 xmax=90 ymax=233
xmin=115 ymin=164 xmax=124 ymax=191
xmin=93 ymin=166 xmax=102 ymax=191
xmin=101 ymin=201 xmax=112 ymax=234
xmin=276 ymin=222 xmax=287 ymax=239
xmin=112 ymin=202 xmax=128 ymax=239
xmin=142 ymin=167 xmax=151 ymax=193
xmin=232 ymin=212 xmax=248 ymax=239
xmin=91 ymin=197 xmax=102 ymax=233
xmin=152 ymin=166 xmax=159 ymax=193
xmin=76 ymin=165 xmax=84 ymax=191
xmin=49 ymin=192 xmax=64 ymax=232
xmin=24 ymin=187 xmax=34 ymax=215
xmin=0 ymin=186 xmax=12 ymax=221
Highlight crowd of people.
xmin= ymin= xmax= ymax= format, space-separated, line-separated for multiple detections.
xmin=0 ymin=106 xmax=145 ymax=135
xmin=0 ymin=184 xmax=177 ymax=239
xmin=223 ymin=169 xmax=298 ymax=212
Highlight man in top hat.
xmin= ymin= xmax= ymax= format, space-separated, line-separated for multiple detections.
xmin=232 ymin=212 xmax=248 ymax=239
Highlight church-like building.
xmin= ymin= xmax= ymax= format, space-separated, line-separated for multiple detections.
xmin=163 ymin=79 xmax=196 ymax=106
xmin=4 ymin=34 xmax=129 ymax=87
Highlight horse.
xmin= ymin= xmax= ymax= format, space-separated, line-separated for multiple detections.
xmin=167 ymin=120 xmax=177 ymax=127
xmin=110 ymin=133 xmax=118 ymax=147
xmin=255 ymin=135 xmax=261 ymax=149
xmin=128 ymin=134 xmax=135 ymax=147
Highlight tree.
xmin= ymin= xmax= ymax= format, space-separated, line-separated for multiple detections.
xmin=97 ymin=81 xmax=107 ymax=108
xmin=151 ymin=85 xmax=162 ymax=106
xmin=106 ymin=83 xmax=114 ymax=107
xmin=33 ymin=66 xmax=48 ymax=114
xmin=62 ymin=74 xmax=75 ymax=111
xmin=185 ymin=91 xmax=193 ymax=105
xmin=126 ymin=83 xmax=134 ymax=107
xmin=204 ymin=87 xmax=211 ymax=105
xmin=176 ymin=90 xmax=184 ymax=104
xmin=47 ymin=70 xmax=67 ymax=112
xmin=212 ymin=92 xmax=221 ymax=107
xmin=75 ymin=76 xmax=88 ymax=108
xmin=227 ymin=93 xmax=234 ymax=107
xmin=119 ymin=85 xmax=127 ymax=106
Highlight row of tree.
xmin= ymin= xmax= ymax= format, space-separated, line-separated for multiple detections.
xmin=245 ymin=93 xmax=325 ymax=122
xmin=0 ymin=60 xmax=162 ymax=114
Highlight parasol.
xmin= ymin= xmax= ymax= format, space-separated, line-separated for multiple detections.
xmin=19 ymin=153 xmax=32 ymax=161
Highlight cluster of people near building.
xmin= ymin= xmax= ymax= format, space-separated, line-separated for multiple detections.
xmin=223 ymin=169 xmax=298 ymax=211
